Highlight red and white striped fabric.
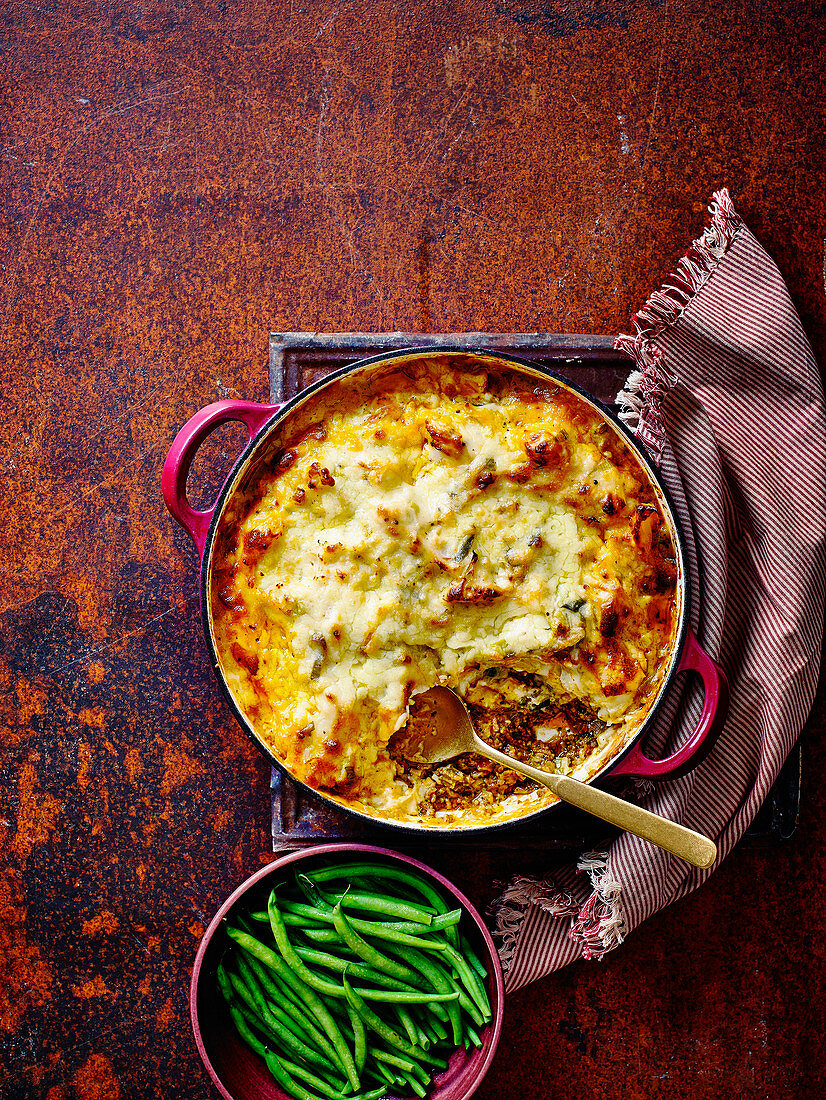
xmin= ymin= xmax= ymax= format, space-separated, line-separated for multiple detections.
xmin=493 ymin=190 xmax=826 ymax=991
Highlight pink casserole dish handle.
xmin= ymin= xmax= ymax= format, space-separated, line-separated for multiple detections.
xmin=161 ymin=400 xmax=282 ymax=558
xmin=610 ymin=629 xmax=730 ymax=780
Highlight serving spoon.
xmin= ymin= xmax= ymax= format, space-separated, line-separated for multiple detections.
xmin=407 ymin=687 xmax=717 ymax=869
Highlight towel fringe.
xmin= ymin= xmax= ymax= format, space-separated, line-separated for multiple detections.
xmin=489 ymin=875 xmax=565 ymax=972
xmin=568 ymin=850 xmax=628 ymax=960
xmin=491 ymin=850 xmax=628 ymax=969
xmin=615 ymin=188 xmax=743 ymax=462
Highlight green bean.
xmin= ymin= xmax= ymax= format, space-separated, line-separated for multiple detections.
xmin=359 ymin=954 xmax=450 ymax=1022
xmin=347 ymin=988 xmax=459 ymax=1004
xmin=282 ymin=910 xmax=330 ymax=929
xmin=348 ymin=874 xmax=415 ymax=901
xmin=267 ymin=900 xmax=356 ymax=998
xmin=309 ymin=861 xmax=460 ymax=948
xmin=280 ymin=899 xmax=449 ymax=947
xmin=228 ymin=970 xmax=334 ymax=1069
xmin=415 ymin=996 xmax=450 ymax=1023
xmin=374 ymin=1061 xmax=395 ymax=1085
xmin=396 ymin=1069 xmax=427 ymax=1097
xmin=373 ymin=1050 xmax=431 ymax=1088
xmin=411 ymin=1018 xmax=431 ymax=1050
xmin=281 ymin=897 xmax=369 ymax=924
xmin=223 ymin=859 xmax=491 ymax=1099
xmin=216 ymin=960 xmax=234 ymax=1004
xmin=233 ymin=958 xmax=330 ymax=1055
xmin=412 ymin=1009 xmax=444 ymax=1045
xmin=367 ymin=927 xmax=449 ymax=951
xmin=234 ymin=952 xmax=272 ymax=1016
xmin=263 ymin=996 xmax=333 ymax=1053
xmin=332 ymin=903 xmax=419 ymax=982
xmin=249 ymin=908 xmax=331 ymax=928
xmin=301 ymin=927 xmax=452 ymax=975
xmin=226 ymin=967 xmax=270 ymax=1026
xmin=226 ymin=998 xmax=268 ymax=1059
xmin=229 ymin=992 xmax=276 ymax=1035
xmin=229 ymin=925 xmax=340 ymax=999
xmin=319 ymin=886 xmax=434 ymax=925
xmin=263 ymin=1050 xmax=314 ymax=1100
xmin=393 ymin=934 xmax=486 ymax=1021
xmin=276 ymin=1057 xmax=351 ymax=1100
xmin=347 ymin=1002 xmax=367 ymax=1075
xmin=262 ymin=990 xmax=347 ymax=1068
xmin=371 ymin=1048 xmax=417 ymax=1074
xmin=432 ymin=1017 xmax=449 ymax=1040
xmin=430 ymin=909 xmax=462 ymax=931
xmin=326 ymin=998 xmax=355 ymax=1039
xmin=300 ymin=872 xmax=428 ymax=929
xmin=309 ymin=862 xmax=448 ymax=913
xmin=294 ymin=946 xmax=421 ymax=992
xmin=465 ymin=1022 xmax=482 ymax=1048
xmin=268 ymin=904 xmax=333 ymax=929
xmin=295 ymin=872 xmax=334 ymax=911
xmin=360 ymin=1063 xmax=395 ymax=1089
xmin=398 ymin=946 xmax=484 ymax=1026
xmin=378 ymin=1042 xmax=433 ymax=1078
xmin=245 ymin=956 xmax=353 ymax=1077
xmin=460 ymin=934 xmax=489 ymax=980
xmin=442 ymin=942 xmax=492 ymax=1018
xmin=396 ymin=1005 xmax=419 ymax=1048
xmin=263 ymin=1050 xmax=387 ymax=1100
xmin=231 ymin=921 xmax=360 ymax=1092
xmin=239 ymin=915 xmax=448 ymax=1006
xmin=427 ymin=1012 xmax=449 ymax=1042
xmin=234 ymin=995 xmax=291 ymax=1046
xmin=427 ymin=971 xmax=484 ymax=1027
xmin=327 ymin=980 xmax=455 ymax=1011
xmin=302 ymin=925 xmax=347 ymax=944
xmin=240 ymin=908 xmax=329 ymax=931
xmin=457 ymin=988 xmax=484 ymax=1026
xmin=342 ymin=980 xmax=419 ymax=1060
xmin=382 ymin=942 xmax=464 ymax=1045
xmin=343 ymin=974 xmax=448 ymax=1068
xmin=245 ymin=954 xmax=311 ymax=1022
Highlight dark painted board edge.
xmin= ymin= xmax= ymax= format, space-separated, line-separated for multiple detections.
xmin=269 ymin=331 xmax=624 ymax=402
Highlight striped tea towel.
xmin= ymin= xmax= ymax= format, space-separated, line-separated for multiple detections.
xmin=492 ymin=190 xmax=826 ymax=991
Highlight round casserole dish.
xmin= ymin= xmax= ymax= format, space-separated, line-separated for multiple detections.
xmin=162 ymin=348 xmax=728 ymax=834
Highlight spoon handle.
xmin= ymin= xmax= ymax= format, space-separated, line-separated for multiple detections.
xmin=476 ymin=741 xmax=717 ymax=869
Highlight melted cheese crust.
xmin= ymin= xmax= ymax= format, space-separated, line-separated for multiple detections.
xmin=210 ymin=360 xmax=680 ymax=829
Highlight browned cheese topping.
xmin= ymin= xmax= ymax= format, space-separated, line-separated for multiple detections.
xmin=210 ymin=360 xmax=679 ymax=829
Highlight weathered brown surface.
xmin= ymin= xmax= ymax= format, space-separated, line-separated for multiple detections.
xmin=0 ymin=1 xmax=824 ymax=1097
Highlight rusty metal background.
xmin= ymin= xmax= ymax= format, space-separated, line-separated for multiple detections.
xmin=2 ymin=1 xmax=823 ymax=1095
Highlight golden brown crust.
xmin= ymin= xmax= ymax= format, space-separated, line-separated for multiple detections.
xmin=209 ymin=358 xmax=680 ymax=829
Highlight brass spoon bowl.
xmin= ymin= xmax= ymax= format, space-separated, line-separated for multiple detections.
xmin=407 ymin=687 xmax=717 ymax=869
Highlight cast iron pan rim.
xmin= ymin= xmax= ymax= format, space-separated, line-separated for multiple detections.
xmin=197 ymin=345 xmax=691 ymax=838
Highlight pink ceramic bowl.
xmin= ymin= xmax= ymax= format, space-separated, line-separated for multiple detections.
xmin=190 ymin=844 xmax=505 ymax=1100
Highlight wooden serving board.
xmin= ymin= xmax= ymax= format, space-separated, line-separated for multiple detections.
xmin=267 ymin=332 xmax=800 ymax=850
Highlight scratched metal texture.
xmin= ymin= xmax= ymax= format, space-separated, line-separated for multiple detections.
xmin=0 ymin=1 xmax=825 ymax=1099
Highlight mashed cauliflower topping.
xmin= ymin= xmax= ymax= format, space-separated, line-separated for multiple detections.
xmin=210 ymin=358 xmax=680 ymax=828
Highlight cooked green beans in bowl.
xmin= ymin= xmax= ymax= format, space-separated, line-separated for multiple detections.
xmin=191 ymin=845 xmax=504 ymax=1100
